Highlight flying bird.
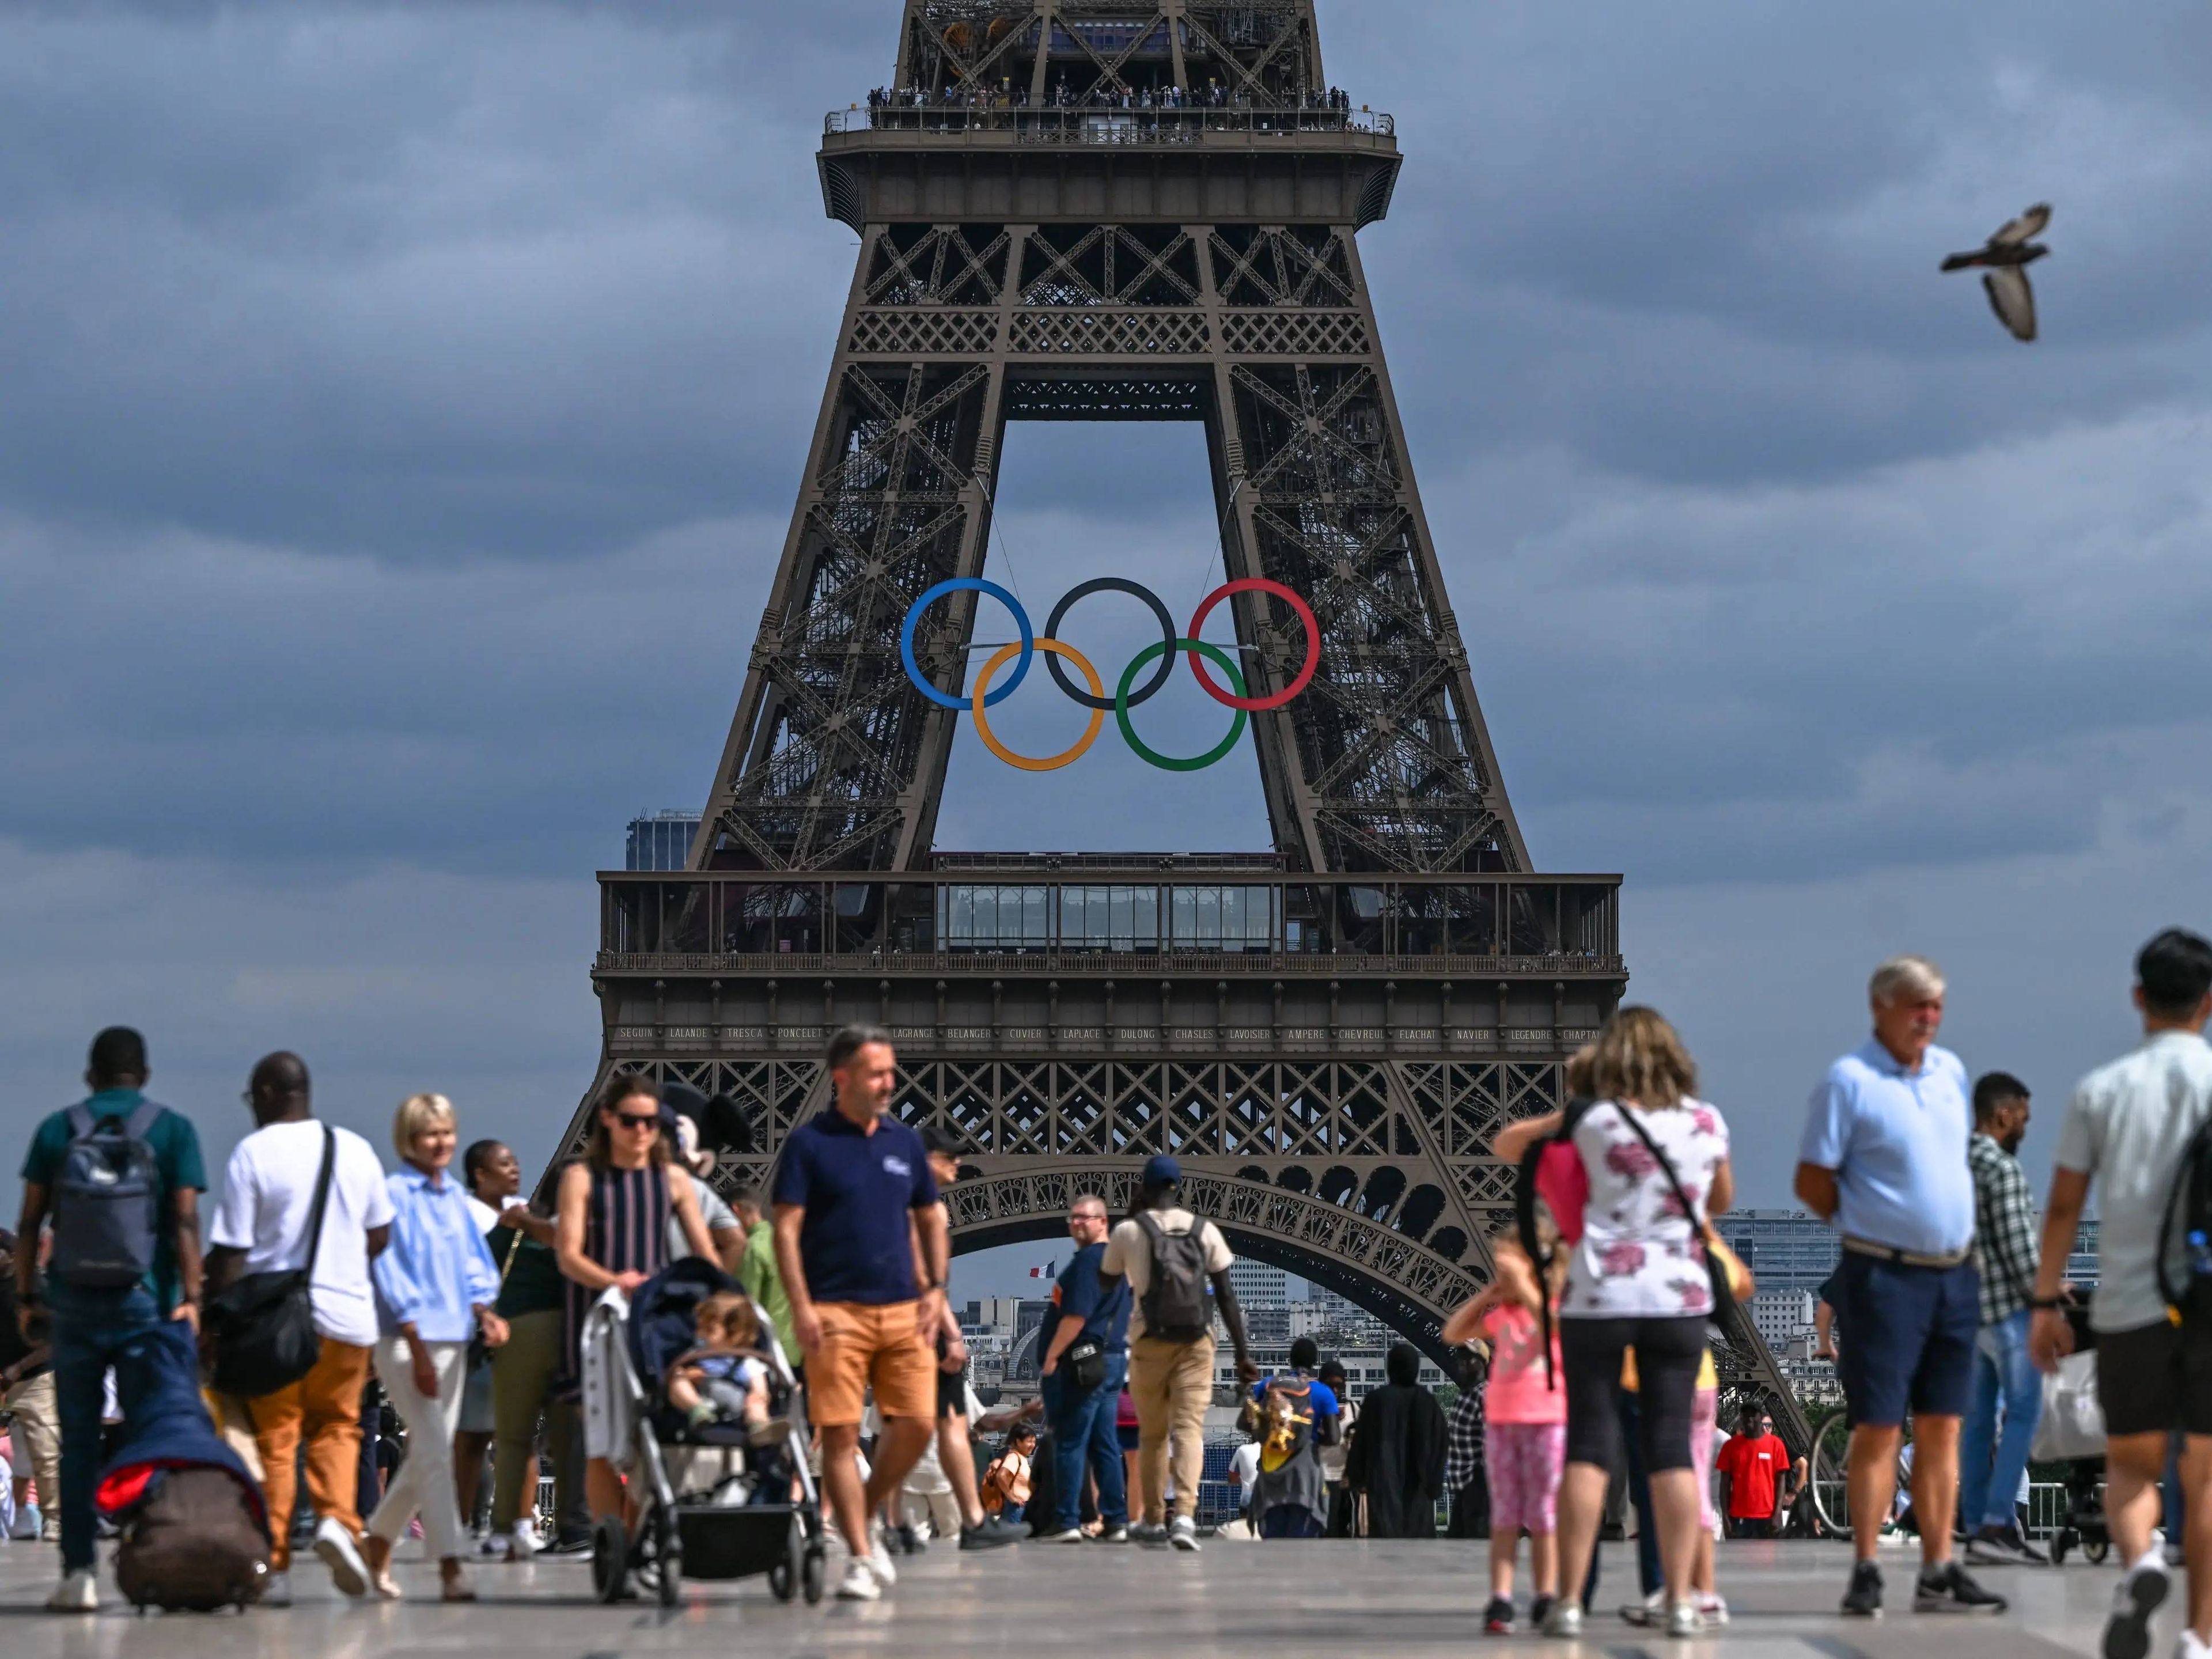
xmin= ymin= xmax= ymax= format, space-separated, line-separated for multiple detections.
xmin=1941 ymin=204 xmax=2051 ymax=342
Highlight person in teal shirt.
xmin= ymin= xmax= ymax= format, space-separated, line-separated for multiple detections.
xmin=14 ymin=1027 xmax=206 ymax=1612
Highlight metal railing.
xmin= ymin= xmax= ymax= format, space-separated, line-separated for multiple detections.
xmin=827 ymin=104 xmax=1393 ymax=142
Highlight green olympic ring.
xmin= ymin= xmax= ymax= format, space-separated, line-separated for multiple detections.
xmin=1115 ymin=639 xmax=1249 ymax=772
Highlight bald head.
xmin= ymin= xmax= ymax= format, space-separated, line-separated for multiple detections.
xmin=249 ymin=1051 xmax=312 ymax=1125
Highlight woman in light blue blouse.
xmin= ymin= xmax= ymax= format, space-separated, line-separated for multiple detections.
xmin=363 ymin=1093 xmax=507 ymax=1601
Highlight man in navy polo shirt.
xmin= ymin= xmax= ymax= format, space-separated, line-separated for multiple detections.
xmin=772 ymin=1025 xmax=948 ymax=1603
xmin=1796 ymin=956 xmax=2005 ymax=1619
xmin=1037 ymin=1191 xmax=1130 ymax=1543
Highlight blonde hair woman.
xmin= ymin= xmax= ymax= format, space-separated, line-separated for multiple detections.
xmin=1494 ymin=1007 xmax=1734 ymax=1639
xmin=363 ymin=1093 xmax=507 ymax=1601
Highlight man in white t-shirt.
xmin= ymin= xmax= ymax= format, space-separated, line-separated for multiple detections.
xmin=205 ymin=1052 xmax=393 ymax=1605
xmin=1097 ymin=1155 xmax=1257 ymax=1552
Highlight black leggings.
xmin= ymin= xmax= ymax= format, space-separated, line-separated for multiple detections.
xmin=1560 ymin=1315 xmax=1707 ymax=1475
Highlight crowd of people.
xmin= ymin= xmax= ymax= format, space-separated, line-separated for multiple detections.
xmin=9 ymin=926 xmax=2212 ymax=1658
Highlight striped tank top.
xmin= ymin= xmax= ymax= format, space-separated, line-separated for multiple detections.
xmin=559 ymin=1160 xmax=671 ymax=1391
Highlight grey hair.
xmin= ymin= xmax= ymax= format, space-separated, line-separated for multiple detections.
xmin=1071 ymin=1191 xmax=1108 ymax=1217
xmin=825 ymin=1024 xmax=894 ymax=1071
xmin=1869 ymin=955 xmax=1946 ymax=1006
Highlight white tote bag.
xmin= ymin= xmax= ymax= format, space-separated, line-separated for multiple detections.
xmin=2031 ymin=1349 xmax=2106 ymax=1463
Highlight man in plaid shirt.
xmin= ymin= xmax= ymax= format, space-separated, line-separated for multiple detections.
xmin=1444 ymin=1347 xmax=1489 ymax=1538
xmin=1960 ymin=1070 xmax=2047 ymax=1565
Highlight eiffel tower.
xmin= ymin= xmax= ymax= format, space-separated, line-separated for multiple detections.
xmin=566 ymin=0 xmax=1808 ymax=1449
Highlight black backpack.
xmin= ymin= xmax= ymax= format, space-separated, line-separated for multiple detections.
xmin=50 ymin=1103 xmax=166 ymax=1291
xmin=1137 ymin=1213 xmax=1213 ymax=1342
xmin=2157 ymin=1114 xmax=2212 ymax=1324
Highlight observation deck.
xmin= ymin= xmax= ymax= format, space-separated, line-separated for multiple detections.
xmin=819 ymin=101 xmax=1402 ymax=229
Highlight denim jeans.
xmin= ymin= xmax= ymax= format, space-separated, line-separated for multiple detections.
xmin=50 ymin=1286 xmax=171 ymax=1573
xmin=1959 ymin=1308 xmax=2044 ymax=1531
xmin=1043 ymin=1351 xmax=1128 ymax=1532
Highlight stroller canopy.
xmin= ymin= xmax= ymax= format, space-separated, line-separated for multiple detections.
xmin=628 ymin=1257 xmax=743 ymax=1397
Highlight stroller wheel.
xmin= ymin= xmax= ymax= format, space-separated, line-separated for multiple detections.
xmin=591 ymin=1514 xmax=630 ymax=1604
xmin=801 ymin=1544 xmax=827 ymax=1605
xmin=2085 ymin=1536 xmax=2110 ymax=1565
xmin=2051 ymin=1531 xmax=2072 ymax=1565
xmin=653 ymin=1506 xmax=682 ymax=1609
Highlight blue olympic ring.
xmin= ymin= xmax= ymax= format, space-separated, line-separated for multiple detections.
xmin=900 ymin=578 xmax=1033 ymax=709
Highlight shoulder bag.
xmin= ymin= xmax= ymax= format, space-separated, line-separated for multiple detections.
xmin=207 ymin=1126 xmax=337 ymax=1399
xmin=1611 ymin=1104 xmax=1753 ymax=1314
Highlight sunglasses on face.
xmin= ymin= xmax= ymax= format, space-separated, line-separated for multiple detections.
xmin=614 ymin=1111 xmax=660 ymax=1130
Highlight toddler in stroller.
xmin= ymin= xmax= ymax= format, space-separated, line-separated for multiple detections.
xmin=582 ymin=1259 xmax=825 ymax=1606
xmin=665 ymin=1291 xmax=789 ymax=1448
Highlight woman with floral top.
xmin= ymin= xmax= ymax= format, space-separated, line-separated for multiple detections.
xmin=1495 ymin=1007 xmax=1733 ymax=1640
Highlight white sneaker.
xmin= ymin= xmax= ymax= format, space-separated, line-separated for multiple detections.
xmin=313 ymin=1517 xmax=370 ymax=1599
xmin=504 ymin=1522 xmax=540 ymax=1560
xmin=835 ymin=1559 xmax=882 ymax=1601
xmin=1168 ymin=1516 xmax=1201 ymax=1553
xmin=260 ymin=1571 xmax=291 ymax=1608
xmin=1542 ymin=1600 xmax=1584 ymax=1638
xmin=46 ymin=1570 xmax=99 ymax=1613
xmin=1698 ymin=1593 xmax=1730 ymax=1626
xmin=2176 ymin=1630 xmax=2212 ymax=1659
xmin=866 ymin=1527 xmax=898 ymax=1588
xmin=1666 ymin=1600 xmax=1702 ymax=1638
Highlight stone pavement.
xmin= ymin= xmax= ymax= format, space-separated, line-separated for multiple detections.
xmin=0 ymin=1533 xmax=2162 ymax=1658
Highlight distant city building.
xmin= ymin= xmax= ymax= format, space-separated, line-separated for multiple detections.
xmin=2067 ymin=1217 xmax=2100 ymax=1285
xmin=1228 ymin=1259 xmax=1290 ymax=1305
xmin=1751 ymin=1287 xmax=1816 ymax=1356
xmin=1298 ymin=1286 xmax=1390 ymax=1351
xmin=626 ymin=809 xmax=701 ymax=872
xmin=1713 ymin=1209 xmax=1838 ymax=1294
xmin=1216 ymin=1342 xmax=1445 ymax=1401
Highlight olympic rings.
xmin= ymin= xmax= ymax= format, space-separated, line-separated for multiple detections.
xmin=1044 ymin=577 xmax=1177 ymax=711
xmin=1185 ymin=578 xmax=1320 ymax=712
xmin=902 ymin=578 xmax=1032 ymax=710
xmin=896 ymin=575 xmax=1313 ymax=770
xmin=1116 ymin=639 xmax=1249 ymax=772
xmin=971 ymin=639 xmax=1106 ymax=772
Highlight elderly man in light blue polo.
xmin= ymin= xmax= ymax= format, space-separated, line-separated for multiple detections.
xmin=1794 ymin=955 xmax=2005 ymax=1620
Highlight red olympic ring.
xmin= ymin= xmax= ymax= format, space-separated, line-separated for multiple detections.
xmin=1185 ymin=579 xmax=1320 ymax=712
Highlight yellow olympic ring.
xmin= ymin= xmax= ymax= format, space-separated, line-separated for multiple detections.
xmin=970 ymin=639 xmax=1105 ymax=772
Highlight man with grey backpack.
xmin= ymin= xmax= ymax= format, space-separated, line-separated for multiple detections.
xmin=13 ymin=1027 xmax=207 ymax=1613
xmin=1099 ymin=1156 xmax=1258 ymax=1551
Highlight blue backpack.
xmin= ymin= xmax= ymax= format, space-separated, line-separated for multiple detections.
xmin=51 ymin=1103 xmax=166 ymax=1290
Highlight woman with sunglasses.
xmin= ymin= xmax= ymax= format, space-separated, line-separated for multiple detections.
xmin=554 ymin=1073 xmax=717 ymax=1526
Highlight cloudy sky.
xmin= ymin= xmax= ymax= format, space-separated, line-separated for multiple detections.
xmin=4 ymin=2 xmax=2209 ymax=1300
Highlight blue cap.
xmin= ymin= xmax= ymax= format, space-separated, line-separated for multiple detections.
xmin=1142 ymin=1154 xmax=1181 ymax=1189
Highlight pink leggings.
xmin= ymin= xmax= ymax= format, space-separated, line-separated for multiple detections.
xmin=1487 ymin=1420 xmax=1567 ymax=1535
xmin=1690 ymin=1388 xmax=1719 ymax=1532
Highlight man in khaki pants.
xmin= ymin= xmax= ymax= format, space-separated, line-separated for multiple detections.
xmin=1099 ymin=1156 xmax=1257 ymax=1552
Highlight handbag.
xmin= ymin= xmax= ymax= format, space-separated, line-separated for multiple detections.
xmin=1611 ymin=1104 xmax=1753 ymax=1312
xmin=1062 ymin=1336 xmax=1108 ymax=1392
xmin=2031 ymin=1349 xmax=2105 ymax=1461
xmin=207 ymin=1126 xmax=335 ymax=1399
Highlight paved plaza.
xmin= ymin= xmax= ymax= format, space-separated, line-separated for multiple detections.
xmin=0 ymin=1536 xmax=2162 ymax=1658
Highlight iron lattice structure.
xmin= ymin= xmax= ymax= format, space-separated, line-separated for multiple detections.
xmin=563 ymin=1 xmax=1810 ymax=1452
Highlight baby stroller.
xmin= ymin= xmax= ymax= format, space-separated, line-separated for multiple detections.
xmin=579 ymin=1257 xmax=825 ymax=1606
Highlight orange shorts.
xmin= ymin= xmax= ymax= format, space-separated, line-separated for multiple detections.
xmin=808 ymin=1300 xmax=934 ymax=1427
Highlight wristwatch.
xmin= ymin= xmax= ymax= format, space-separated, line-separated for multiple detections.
xmin=2029 ymin=1296 xmax=2063 ymax=1310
